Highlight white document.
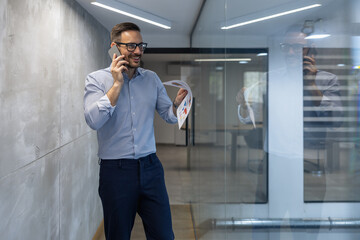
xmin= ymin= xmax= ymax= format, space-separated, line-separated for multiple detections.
xmin=243 ymin=82 xmax=259 ymax=128
xmin=163 ymin=80 xmax=193 ymax=129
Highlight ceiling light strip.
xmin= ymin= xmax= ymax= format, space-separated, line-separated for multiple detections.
xmin=194 ymin=58 xmax=252 ymax=62
xmin=91 ymin=1 xmax=171 ymax=29
xmin=222 ymin=4 xmax=321 ymax=30
xmin=305 ymin=34 xmax=331 ymax=39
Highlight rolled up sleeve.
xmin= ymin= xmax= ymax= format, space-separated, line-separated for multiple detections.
xmin=156 ymin=81 xmax=177 ymax=124
xmin=237 ymin=105 xmax=252 ymax=124
xmin=84 ymin=75 xmax=115 ymax=130
xmin=167 ymin=104 xmax=178 ymax=123
xmin=315 ymin=74 xmax=343 ymax=119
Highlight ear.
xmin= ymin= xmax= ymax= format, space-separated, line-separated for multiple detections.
xmin=110 ymin=42 xmax=116 ymax=47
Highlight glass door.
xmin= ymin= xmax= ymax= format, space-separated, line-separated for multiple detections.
xmin=188 ymin=0 xmax=360 ymax=239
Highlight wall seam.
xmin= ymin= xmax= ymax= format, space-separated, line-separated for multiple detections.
xmin=0 ymin=131 xmax=94 ymax=182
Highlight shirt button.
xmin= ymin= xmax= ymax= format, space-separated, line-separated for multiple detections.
xmin=133 ymin=128 xmax=137 ymax=132
xmin=132 ymin=112 xmax=135 ymax=116
xmin=134 ymin=145 xmax=138 ymax=148
xmin=131 ymin=96 xmax=134 ymax=100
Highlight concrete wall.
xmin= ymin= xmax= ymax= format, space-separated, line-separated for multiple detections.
xmin=0 ymin=0 xmax=110 ymax=239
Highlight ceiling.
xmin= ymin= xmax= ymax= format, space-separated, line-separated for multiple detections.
xmin=75 ymin=0 xmax=341 ymax=48
xmin=75 ymin=0 xmax=203 ymax=43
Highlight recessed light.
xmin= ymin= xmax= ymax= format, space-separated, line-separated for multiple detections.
xmin=216 ymin=66 xmax=224 ymax=71
xmin=257 ymin=53 xmax=268 ymax=57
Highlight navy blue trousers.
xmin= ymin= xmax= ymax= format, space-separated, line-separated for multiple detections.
xmin=99 ymin=153 xmax=174 ymax=240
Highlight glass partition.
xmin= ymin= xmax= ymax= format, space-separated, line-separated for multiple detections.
xmin=303 ymin=48 xmax=360 ymax=202
xmin=148 ymin=0 xmax=360 ymax=239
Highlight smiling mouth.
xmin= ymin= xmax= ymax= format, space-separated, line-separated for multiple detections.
xmin=131 ymin=54 xmax=141 ymax=61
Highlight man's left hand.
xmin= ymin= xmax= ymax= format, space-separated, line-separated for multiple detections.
xmin=174 ymin=88 xmax=188 ymax=106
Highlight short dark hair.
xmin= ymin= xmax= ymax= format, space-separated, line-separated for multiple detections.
xmin=111 ymin=22 xmax=141 ymax=42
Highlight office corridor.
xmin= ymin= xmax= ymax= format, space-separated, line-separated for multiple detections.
xmin=2 ymin=0 xmax=360 ymax=239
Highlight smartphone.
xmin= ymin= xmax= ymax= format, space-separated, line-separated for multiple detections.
xmin=305 ymin=47 xmax=317 ymax=58
xmin=108 ymin=45 xmax=129 ymax=67
xmin=303 ymin=47 xmax=317 ymax=75
xmin=108 ymin=45 xmax=121 ymax=59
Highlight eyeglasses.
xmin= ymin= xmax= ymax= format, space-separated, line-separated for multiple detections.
xmin=280 ymin=43 xmax=306 ymax=53
xmin=115 ymin=42 xmax=148 ymax=52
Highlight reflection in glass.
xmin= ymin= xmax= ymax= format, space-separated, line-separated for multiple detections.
xmin=144 ymin=50 xmax=268 ymax=205
xmin=191 ymin=52 xmax=268 ymax=204
xmin=146 ymin=0 xmax=360 ymax=238
xmin=304 ymin=47 xmax=360 ymax=202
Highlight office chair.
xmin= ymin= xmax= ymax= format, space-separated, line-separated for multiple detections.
xmin=244 ymin=128 xmax=264 ymax=173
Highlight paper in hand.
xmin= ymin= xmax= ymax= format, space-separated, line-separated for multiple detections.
xmin=243 ymin=85 xmax=257 ymax=128
xmin=163 ymin=80 xmax=193 ymax=129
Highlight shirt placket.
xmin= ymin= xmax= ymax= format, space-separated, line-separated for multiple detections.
xmin=128 ymin=79 xmax=138 ymax=157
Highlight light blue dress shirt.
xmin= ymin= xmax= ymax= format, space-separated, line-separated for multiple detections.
xmin=84 ymin=66 xmax=177 ymax=160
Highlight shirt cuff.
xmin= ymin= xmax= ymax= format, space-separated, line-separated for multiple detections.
xmin=238 ymin=105 xmax=252 ymax=123
xmin=168 ymin=105 xmax=178 ymax=123
xmin=96 ymin=95 xmax=116 ymax=116
xmin=320 ymin=95 xmax=330 ymax=104
xmin=315 ymin=95 xmax=333 ymax=117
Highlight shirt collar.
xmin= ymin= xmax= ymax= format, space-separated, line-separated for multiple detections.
xmin=134 ymin=67 xmax=144 ymax=77
xmin=106 ymin=64 xmax=144 ymax=79
xmin=125 ymin=68 xmax=143 ymax=80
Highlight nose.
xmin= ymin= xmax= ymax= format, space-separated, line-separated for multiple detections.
xmin=288 ymin=47 xmax=295 ymax=55
xmin=133 ymin=45 xmax=142 ymax=55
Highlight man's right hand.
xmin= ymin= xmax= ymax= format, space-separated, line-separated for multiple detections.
xmin=107 ymin=54 xmax=129 ymax=106
xmin=236 ymin=87 xmax=247 ymax=108
xmin=110 ymin=53 xmax=128 ymax=85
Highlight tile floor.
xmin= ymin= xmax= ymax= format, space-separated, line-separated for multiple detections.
xmin=94 ymin=144 xmax=360 ymax=240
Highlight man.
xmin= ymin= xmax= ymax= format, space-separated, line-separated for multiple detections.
xmin=84 ymin=22 xmax=187 ymax=240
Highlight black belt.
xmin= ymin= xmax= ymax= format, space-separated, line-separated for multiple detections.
xmin=99 ymin=153 xmax=156 ymax=166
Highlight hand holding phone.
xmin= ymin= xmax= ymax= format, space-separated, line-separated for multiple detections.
xmin=303 ymin=47 xmax=317 ymax=76
xmin=305 ymin=47 xmax=317 ymax=58
xmin=108 ymin=45 xmax=121 ymax=59
xmin=108 ymin=45 xmax=128 ymax=85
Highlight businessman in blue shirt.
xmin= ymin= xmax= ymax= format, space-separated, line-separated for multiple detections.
xmin=84 ymin=22 xmax=187 ymax=240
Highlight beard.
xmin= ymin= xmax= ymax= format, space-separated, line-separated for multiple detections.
xmin=126 ymin=54 xmax=141 ymax=69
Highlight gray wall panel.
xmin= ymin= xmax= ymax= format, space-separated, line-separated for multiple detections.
xmin=0 ymin=151 xmax=60 ymax=239
xmin=60 ymin=0 xmax=110 ymax=145
xmin=0 ymin=0 xmax=109 ymax=239
xmin=60 ymin=132 xmax=101 ymax=240
xmin=0 ymin=0 xmax=62 ymax=179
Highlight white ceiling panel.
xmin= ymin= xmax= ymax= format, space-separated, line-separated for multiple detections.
xmin=74 ymin=0 xmax=345 ymax=47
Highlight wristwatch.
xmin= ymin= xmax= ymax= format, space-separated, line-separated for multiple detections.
xmin=173 ymin=101 xmax=179 ymax=109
